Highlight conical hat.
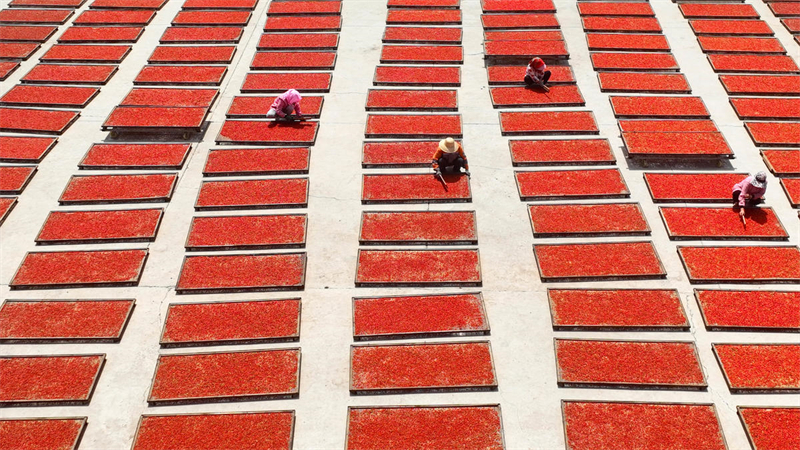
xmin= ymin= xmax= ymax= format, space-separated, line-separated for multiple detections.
xmin=439 ymin=137 xmax=460 ymax=153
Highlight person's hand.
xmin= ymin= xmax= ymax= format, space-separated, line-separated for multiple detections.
xmin=744 ymin=194 xmax=751 ymax=199
xmin=434 ymin=168 xmax=441 ymax=176
xmin=739 ymin=208 xmax=746 ymax=217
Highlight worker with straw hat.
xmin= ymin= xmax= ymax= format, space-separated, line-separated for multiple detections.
xmin=432 ymin=137 xmax=470 ymax=177
xmin=525 ymin=57 xmax=551 ymax=92
xmin=732 ymin=171 xmax=768 ymax=218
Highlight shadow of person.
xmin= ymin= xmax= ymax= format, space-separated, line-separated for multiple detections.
xmin=524 ymin=84 xmax=549 ymax=93
xmin=441 ymin=172 xmax=465 ymax=183
xmin=732 ymin=205 xmax=769 ymax=225
xmin=267 ymin=119 xmax=308 ymax=129
xmin=746 ymin=207 xmax=768 ymax=225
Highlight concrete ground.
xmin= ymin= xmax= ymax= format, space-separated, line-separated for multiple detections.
xmin=0 ymin=0 xmax=798 ymax=448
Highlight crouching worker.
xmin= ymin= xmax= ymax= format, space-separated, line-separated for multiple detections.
xmin=733 ymin=171 xmax=767 ymax=217
xmin=432 ymin=137 xmax=470 ymax=177
xmin=525 ymin=57 xmax=551 ymax=92
xmin=267 ymin=89 xmax=305 ymax=121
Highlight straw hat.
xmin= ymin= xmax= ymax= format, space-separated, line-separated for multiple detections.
xmin=439 ymin=137 xmax=460 ymax=153
xmin=752 ymin=171 xmax=767 ymax=188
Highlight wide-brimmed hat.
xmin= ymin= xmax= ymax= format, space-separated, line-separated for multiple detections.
xmin=752 ymin=171 xmax=767 ymax=188
xmin=439 ymin=137 xmax=460 ymax=153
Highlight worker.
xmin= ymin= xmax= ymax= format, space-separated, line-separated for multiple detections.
xmin=432 ymin=137 xmax=470 ymax=177
xmin=267 ymin=89 xmax=305 ymax=121
xmin=732 ymin=171 xmax=767 ymax=217
xmin=524 ymin=57 xmax=551 ymax=92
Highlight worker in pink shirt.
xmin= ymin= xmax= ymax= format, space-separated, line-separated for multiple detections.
xmin=524 ymin=57 xmax=551 ymax=92
xmin=267 ymin=89 xmax=305 ymax=121
xmin=732 ymin=171 xmax=768 ymax=217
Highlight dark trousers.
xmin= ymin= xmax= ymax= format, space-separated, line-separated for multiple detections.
xmin=524 ymin=70 xmax=551 ymax=86
xmin=732 ymin=190 xmax=763 ymax=206
xmin=438 ymin=156 xmax=464 ymax=173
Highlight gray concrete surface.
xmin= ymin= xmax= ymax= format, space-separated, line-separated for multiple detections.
xmin=1 ymin=0 xmax=798 ymax=448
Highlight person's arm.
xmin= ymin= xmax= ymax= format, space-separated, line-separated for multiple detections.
xmin=738 ymin=179 xmax=757 ymax=208
xmin=431 ymin=149 xmax=442 ymax=170
xmin=273 ymin=98 xmax=287 ymax=117
xmin=293 ymin=101 xmax=303 ymax=117
xmin=459 ymin=148 xmax=469 ymax=170
xmin=739 ymin=189 xmax=749 ymax=216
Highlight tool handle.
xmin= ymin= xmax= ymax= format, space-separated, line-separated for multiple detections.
xmin=435 ymin=172 xmax=448 ymax=191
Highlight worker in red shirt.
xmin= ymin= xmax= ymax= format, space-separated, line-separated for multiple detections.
xmin=525 ymin=57 xmax=551 ymax=92
xmin=432 ymin=137 xmax=470 ymax=177
xmin=267 ymin=89 xmax=305 ymax=121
